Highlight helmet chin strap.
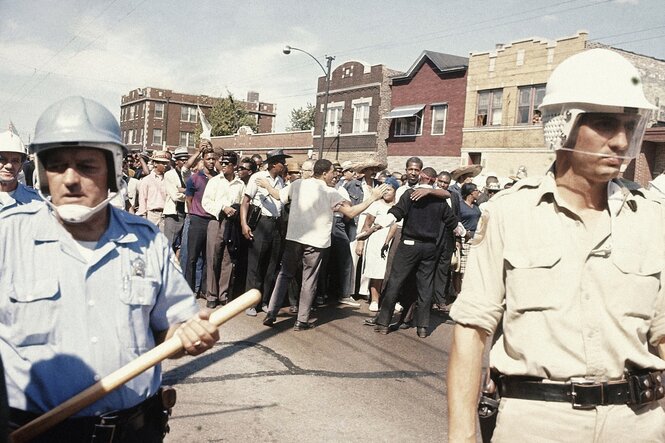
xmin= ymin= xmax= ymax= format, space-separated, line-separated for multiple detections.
xmin=40 ymin=190 xmax=116 ymax=224
xmin=556 ymin=147 xmax=634 ymax=161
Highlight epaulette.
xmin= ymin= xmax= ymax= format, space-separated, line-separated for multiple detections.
xmin=0 ymin=199 xmax=45 ymax=219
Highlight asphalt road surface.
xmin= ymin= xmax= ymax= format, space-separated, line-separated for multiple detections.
xmin=162 ymin=299 xmax=455 ymax=442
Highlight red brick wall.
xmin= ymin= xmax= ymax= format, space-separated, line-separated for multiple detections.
xmin=387 ymin=59 xmax=467 ymax=158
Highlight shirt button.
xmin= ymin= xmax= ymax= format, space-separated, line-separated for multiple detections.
xmin=93 ymin=375 xmax=101 ymax=382
xmin=91 ymin=337 xmax=98 ymax=344
xmin=88 ymin=300 xmax=95 ymax=307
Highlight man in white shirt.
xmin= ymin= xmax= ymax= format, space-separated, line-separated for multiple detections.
xmin=163 ymin=147 xmax=189 ymax=247
xmin=240 ymin=149 xmax=290 ymax=316
xmin=202 ymin=151 xmax=246 ymax=308
xmin=260 ymin=159 xmax=389 ymax=331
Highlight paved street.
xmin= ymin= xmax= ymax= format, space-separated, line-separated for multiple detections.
xmin=163 ymin=300 xmax=454 ymax=442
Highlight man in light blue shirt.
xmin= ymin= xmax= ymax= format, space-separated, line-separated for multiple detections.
xmin=0 ymin=96 xmax=219 ymax=442
xmin=0 ymin=130 xmax=40 ymax=211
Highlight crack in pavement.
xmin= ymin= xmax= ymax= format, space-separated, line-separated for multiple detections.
xmin=164 ymin=341 xmax=442 ymax=385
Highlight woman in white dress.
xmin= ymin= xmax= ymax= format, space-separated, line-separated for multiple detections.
xmin=355 ymin=177 xmax=400 ymax=311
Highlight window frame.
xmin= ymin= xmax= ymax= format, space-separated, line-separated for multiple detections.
xmin=352 ymin=100 xmax=371 ymax=134
xmin=154 ymin=102 xmax=164 ymax=119
xmin=516 ymin=84 xmax=546 ymax=125
xmin=179 ymin=131 xmax=195 ymax=148
xmin=394 ymin=110 xmax=423 ymax=137
xmin=430 ymin=104 xmax=448 ymax=135
xmin=326 ymin=105 xmax=344 ymax=136
xmin=475 ymin=89 xmax=503 ymax=127
xmin=152 ymin=128 xmax=163 ymax=146
xmin=180 ymin=106 xmax=197 ymax=123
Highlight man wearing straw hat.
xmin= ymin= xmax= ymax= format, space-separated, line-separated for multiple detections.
xmin=0 ymin=97 xmax=219 ymax=442
xmin=137 ymin=150 xmax=172 ymax=231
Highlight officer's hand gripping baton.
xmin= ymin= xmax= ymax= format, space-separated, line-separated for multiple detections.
xmin=10 ymin=289 xmax=261 ymax=443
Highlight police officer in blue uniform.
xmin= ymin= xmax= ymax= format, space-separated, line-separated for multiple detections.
xmin=0 ymin=96 xmax=219 ymax=442
xmin=0 ymin=130 xmax=40 ymax=211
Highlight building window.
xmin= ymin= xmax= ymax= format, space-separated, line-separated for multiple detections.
xmin=152 ymin=129 xmax=163 ymax=146
xmin=326 ymin=106 xmax=343 ymax=136
xmin=180 ymin=106 xmax=197 ymax=122
xmin=516 ymin=49 xmax=525 ymax=66
xmin=476 ymin=89 xmax=503 ymax=126
xmin=395 ymin=110 xmax=423 ymax=137
xmin=431 ymin=105 xmax=448 ymax=135
xmin=517 ymin=85 xmax=546 ymax=125
xmin=128 ymin=105 xmax=136 ymax=120
xmin=352 ymin=101 xmax=370 ymax=133
xmin=154 ymin=103 xmax=164 ymax=119
xmin=179 ymin=131 xmax=195 ymax=147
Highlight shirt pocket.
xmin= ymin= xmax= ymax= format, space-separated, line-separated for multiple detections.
xmin=119 ymin=277 xmax=159 ymax=352
xmin=611 ymin=248 xmax=663 ymax=320
xmin=504 ymin=246 xmax=562 ymax=312
xmin=7 ymin=279 xmax=59 ymax=347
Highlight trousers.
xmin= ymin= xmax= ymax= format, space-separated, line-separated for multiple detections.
xmin=206 ymin=218 xmax=234 ymax=303
xmin=376 ymin=238 xmax=437 ymax=328
xmin=245 ymin=216 xmax=281 ymax=308
xmin=268 ymin=240 xmax=324 ymax=323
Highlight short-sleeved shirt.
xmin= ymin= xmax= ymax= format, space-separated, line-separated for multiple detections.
xmin=450 ymin=174 xmax=665 ymax=381
xmin=0 ymin=183 xmax=41 ymax=212
xmin=280 ymin=178 xmax=345 ymax=248
xmin=244 ymin=171 xmax=284 ymax=217
xmin=185 ymin=170 xmax=215 ymax=218
xmin=0 ymin=202 xmax=198 ymax=416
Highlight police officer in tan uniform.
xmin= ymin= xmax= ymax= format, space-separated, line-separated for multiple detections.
xmin=447 ymin=49 xmax=665 ymax=442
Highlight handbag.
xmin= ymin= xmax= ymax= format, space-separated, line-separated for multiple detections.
xmin=451 ymin=244 xmax=461 ymax=272
xmin=247 ymin=204 xmax=262 ymax=231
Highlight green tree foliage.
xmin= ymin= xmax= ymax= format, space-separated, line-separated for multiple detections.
xmin=288 ymin=103 xmax=315 ymax=131
xmin=209 ymin=94 xmax=258 ymax=136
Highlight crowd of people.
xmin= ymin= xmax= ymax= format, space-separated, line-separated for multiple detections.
xmin=80 ymin=138 xmax=529 ymax=338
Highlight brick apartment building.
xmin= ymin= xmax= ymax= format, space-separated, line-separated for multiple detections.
xmin=384 ymin=50 xmax=468 ymax=173
xmin=313 ymin=61 xmax=401 ymax=162
xmin=119 ymin=88 xmax=276 ymax=151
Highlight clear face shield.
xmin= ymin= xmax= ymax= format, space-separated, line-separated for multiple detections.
xmin=543 ymin=105 xmax=652 ymax=166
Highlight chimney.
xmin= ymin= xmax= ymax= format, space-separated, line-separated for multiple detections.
xmin=247 ymin=91 xmax=259 ymax=103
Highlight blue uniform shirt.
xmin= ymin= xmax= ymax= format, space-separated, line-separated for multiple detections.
xmin=0 ymin=201 xmax=198 ymax=416
xmin=0 ymin=183 xmax=41 ymax=212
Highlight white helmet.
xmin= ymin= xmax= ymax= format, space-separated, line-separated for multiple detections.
xmin=0 ymin=130 xmax=27 ymax=156
xmin=29 ymin=96 xmax=127 ymax=223
xmin=540 ymin=48 xmax=656 ymax=159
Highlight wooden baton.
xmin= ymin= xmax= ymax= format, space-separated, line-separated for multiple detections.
xmin=10 ymin=289 xmax=261 ymax=443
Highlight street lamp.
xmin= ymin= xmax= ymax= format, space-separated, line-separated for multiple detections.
xmin=283 ymin=45 xmax=334 ymax=160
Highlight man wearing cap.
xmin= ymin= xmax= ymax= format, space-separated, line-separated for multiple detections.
xmin=240 ymin=148 xmax=290 ymax=316
xmin=337 ymin=160 xmax=355 ymax=189
xmin=448 ymin=49 xmax=665 ymax=442
xmin=0 ymin=96 xmax=219 ymax=441
xmin=137 ymin=150 xmax=171 ymax=231
xmin=163 ymin=147 xmax=189 ymax=247
xmin=476 ymin=174 xmax=499 ymax=205
xmin=201 ymin=151 xmax=245 ymax=308
xmin=0 ymin=130 xmax=40 ymax=212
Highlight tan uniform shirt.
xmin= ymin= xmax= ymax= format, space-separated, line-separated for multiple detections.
xmin=450 ymin=174 xmax=665 ymax=381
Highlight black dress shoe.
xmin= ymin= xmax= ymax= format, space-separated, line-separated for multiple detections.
xmin=374 ymin=324 xmax=390 ymax=334
xmin=205 ymin=300 xmax=219 ymax=309
xmin=294 ymin=321 xmax=314 ymax=331
xmin=417 ymin=327 xmax=427 ymax=338
xmin=398 ymin=321 xmax=413 ymax=330
xmin=263 ymin=315 xmax=276 ymax=327
xmin=363 ymin=317 xmax=377 ymax=326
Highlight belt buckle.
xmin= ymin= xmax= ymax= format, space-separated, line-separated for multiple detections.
xmin=570 ymin=378 xmax=602 ymax=410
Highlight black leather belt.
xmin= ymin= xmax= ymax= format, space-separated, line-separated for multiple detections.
xmin=499 ymin=371 xmax=665 ymax=409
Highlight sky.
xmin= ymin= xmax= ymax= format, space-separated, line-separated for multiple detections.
xmin=1 ymin=0 xmax=664 ymax=143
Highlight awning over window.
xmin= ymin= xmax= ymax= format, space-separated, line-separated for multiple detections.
xmin=383 ymin=104 xmax=425 ymax=119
